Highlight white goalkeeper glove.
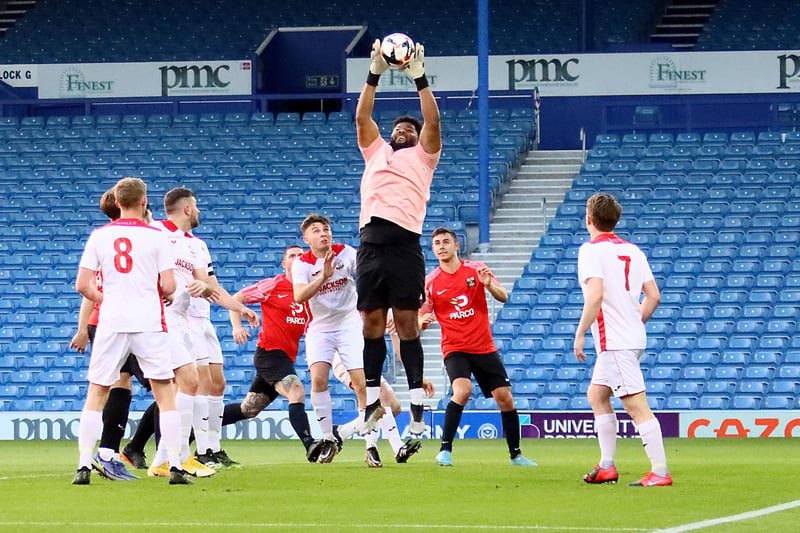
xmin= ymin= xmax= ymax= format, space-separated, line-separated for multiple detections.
xmin=403 ymin=43 xmax=425 ymax=80
xmin=369 ymin=38 xmax=389 ymax=76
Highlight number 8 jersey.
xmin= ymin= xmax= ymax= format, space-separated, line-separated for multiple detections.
xmin=79 ymin=218 xmax=175 ymax=333
xmin=577 ymin=233 xmax=654 ymax=353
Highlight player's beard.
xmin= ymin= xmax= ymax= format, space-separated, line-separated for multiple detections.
xmin=190 ymin=214 xmax=200 ymax=229
xmin=390 ymin=137 xmax=415 ymax=151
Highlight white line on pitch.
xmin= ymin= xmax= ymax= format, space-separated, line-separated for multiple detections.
xmin=0 ymin=522 xmax=648 ymax=531
xmin=655 ymin=499 xmax=800 ymax=532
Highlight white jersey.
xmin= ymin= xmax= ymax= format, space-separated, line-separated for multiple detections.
xmin=291 ymin=243 xmax=361 ymax=334
xmin=151 ymin=219 xmax=198 ymax=316
xmin=79 ymin=218 xmax=174 ymax=333
xmin=577 ymin=233 xmax=654 ymax=353
xmin=187 ymin=235 xmax=213 ymax=319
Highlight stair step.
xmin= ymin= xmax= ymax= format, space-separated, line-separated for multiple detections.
xmin=656 ymin=24 xmax=704 ymax=29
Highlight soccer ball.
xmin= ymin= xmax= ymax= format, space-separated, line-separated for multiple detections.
xmin=381 ymin=33 xmax=415 ymax=69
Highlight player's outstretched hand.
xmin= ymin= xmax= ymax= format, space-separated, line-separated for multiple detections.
xmin=70 ymin=330 xmax=89 ymax=353
xmin=403 ymin=43 xmax=425 ymax=80
xmin=477 ymin=266 xmax=494 ymax=287
xmin=422 ymin=378 xmax=435 ymax=398
xmin=573 ymin=334 xmax=586 ymax=362
xmin=232 ymin=325 xmax=249 ymax=345
xmin=419 ymin=312 xmax=435 ymax=330
xmin=242 ymin=306 xmax=260 ymax=329
xmin=370 ymin=38 xmax=389 ymax=76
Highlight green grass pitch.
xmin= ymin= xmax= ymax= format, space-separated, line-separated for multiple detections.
xmin=0 ymin=438 xmax=798 ymax=531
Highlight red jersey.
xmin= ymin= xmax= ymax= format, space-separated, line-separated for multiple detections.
xmin=240 ymin=274 xmax=311 ymax=362
xmin=88 ymin=270 xmax=103 ymax=327
xmin=421 ymin=260 xmax=498 ymax=358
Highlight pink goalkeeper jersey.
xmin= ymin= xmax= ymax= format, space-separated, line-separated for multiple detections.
xmin=359 ymin=136 xmax=440 ymax=235
xmin=577 ymin=233 xmax=654 ymax=353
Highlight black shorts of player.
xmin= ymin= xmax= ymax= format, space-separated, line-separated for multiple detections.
xmin=444 ymin=351 xmax=511 ymax=398
xmin=253 ymin=347 xmax=298 ymax=388
xmin=87 ymin=325 xmax=150 ymax=391
xmin=357 ymin=219 xmax=425 ymax=311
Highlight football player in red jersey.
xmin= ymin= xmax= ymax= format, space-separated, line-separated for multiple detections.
xmin=419 ymin=227 xmax=536 ymax=467
xmin=222 ymin=245 xmax=327 ymax=462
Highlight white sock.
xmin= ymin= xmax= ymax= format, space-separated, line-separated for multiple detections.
xmin=638 ymin=418 xmax=668 ymax=476
xmin=595 ymin=413 xmax=617 ymax=468
xmin=380 ymin=409 xmax=404 ymax=455
xmin=409 ymin=388 xmax=424 ymax=406
xmin=176 ymin=392 xmax=194 ymax=462
xmin=98 ymin=447 xmax=114 ymax=462
xmin=365 ymin=428 xmax=378 ymax=449
xmin=159 ymin=409 xmax=183 ymax=469
xmin=193 ymin=395 xmax=209 ymax=454
xmin=338 ymin=409 xmax=365 ymax=440
xmin=311 ymin=390 xmax=333 ymax=439
xmin=366 ymin=386 xmax=381 ymax=405
xmin=153 ymin=446 xmax=167 ymax=468
xmin=78 ymin=409 xmax=102 ymax=469
xmin=207 ymin=395 xmax=224 ymax=452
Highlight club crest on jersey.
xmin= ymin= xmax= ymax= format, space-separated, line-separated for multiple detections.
xmin=449 ymin=294 xmax=474 ymax=319
xmin=466 ymin=276 xmax=476 ymax=287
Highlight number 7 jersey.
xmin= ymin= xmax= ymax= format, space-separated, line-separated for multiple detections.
xmin=79 ymin=218 xmax=175 ymax=333
xmin=577 ymin=233 xmax=654 ymax=353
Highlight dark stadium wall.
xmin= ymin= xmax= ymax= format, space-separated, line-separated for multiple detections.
xmin=537 ymin=93 xmax=800 ymax=150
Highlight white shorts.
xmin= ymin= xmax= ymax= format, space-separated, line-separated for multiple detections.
xmin=591 ymin=349 xmax=646 ymax=398
xmin=88 ymin=329 xmax=173 ymax=386
xmin=187 ymin=315 xmax=223 ymax=366
xmin=332 ymin=352 xmax=387 ymax=389
xmin=166 ymin=311 xmax=194 ymax=371
xmin=305 ymin=328 xmax=364 ymax=370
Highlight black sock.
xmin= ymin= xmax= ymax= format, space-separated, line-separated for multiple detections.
xmin=363 ymin=336 xmax=387 ymax=388
xmin=288 ymin=402 xmax=314 ymax=449
xmin=99 ymin=388 xmax=131 ymax=452
xmin=501 ymin=409 xmax=522 ymax=459
xmin=153 ymin=404 xmax=161 ymax=448
xmin=128 ymin=400 xmax=156 ymax=452
xmin=400 ymin=337 xmax=424 ymax=390
xmin=440 ymin=401 xmax=464 ymax=452
xmin=410 ymin=403 xmax=424 ymax=423
xmin=222 ymin=402 xmax=247 ymax=425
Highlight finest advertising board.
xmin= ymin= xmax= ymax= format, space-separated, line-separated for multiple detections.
xmin=36 ymin=60 xmax=252 ymax=99
xmin=346 ymin=50 xmax=800 ymax=96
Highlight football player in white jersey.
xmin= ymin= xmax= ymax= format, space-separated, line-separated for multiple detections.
xmin=73 ymin=177 xmax=189 ymax=485
xmin=292 ymin=214 xmax=384 ymax=462
xmin=185 ymin=233 xmax=235 ymax=467
xmin=146 ymin=187 xmax=259 ymax=478
xmin=574 ymin=192 xmax=671 ymax=487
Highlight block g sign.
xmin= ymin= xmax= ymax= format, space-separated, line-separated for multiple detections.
xmin=159 ymin=64 xmax=231 ymax=96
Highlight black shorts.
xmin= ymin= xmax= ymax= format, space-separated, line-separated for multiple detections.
xmin=444 ymin=351 xmax=511 ymax=398
xmin=253 ymin=347 xmax=298 ymax=387
xmin=356 ymin=240 xmax=425 ymax=311
xmin=246 ymin=375 xmax=278 ymax=403
xmin=87 ymin=325 xmax=150 ymax=391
